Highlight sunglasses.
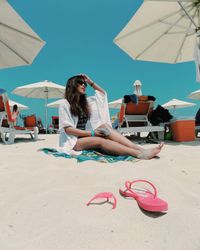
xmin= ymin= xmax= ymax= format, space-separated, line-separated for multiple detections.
xmin=78 ymin=81 xmax=87 ymax=88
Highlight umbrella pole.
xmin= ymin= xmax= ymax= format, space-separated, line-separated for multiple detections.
xmin=45 ymin=90 xmax=48 ymax=133
xmin=174 ymin=107 xmax=177 ymax=117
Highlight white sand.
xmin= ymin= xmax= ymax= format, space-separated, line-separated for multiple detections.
xmin=0 ymin=134 xmax=200 ymax=250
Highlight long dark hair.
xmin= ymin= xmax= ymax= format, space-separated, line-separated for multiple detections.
xmin=64 ymin=75 xmax=90 ymax=118
xmin=12 ymin=104 xmax=18 ymax=112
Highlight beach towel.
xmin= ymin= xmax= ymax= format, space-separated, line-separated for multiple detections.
xmin=124 ymin=94 xmax=138 ymax=104
xmin=40 ymin=148 xmax=138 ymax=163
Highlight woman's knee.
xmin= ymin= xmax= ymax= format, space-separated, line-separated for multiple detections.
xmin=91 ymin=137 xmax=109 ymax=149
xmin=93 ymin=137 xmax=106 ymax=147
xmin=74 ymin=137 xmax=106 ymax=150
xmin=98 ymin=138 xmax=111 ymax=149
xmin=98 ymin=123 xmax=112 ymax=130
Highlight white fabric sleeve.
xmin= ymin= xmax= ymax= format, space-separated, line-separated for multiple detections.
xmin=59 ymin=100 xmax=76 ymax=130
xmin=94 ymin=90 xmax=111 ymax=126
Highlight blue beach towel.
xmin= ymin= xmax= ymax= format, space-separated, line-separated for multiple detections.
xmin=40 ymin=148 xmax=138 ymax=163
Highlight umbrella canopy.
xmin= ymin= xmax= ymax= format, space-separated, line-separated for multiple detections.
xmin=12 ymin=80 xmax=65 ymax=131
xmin=114 ymin=0 xmax=200 ymax=68
xmin=9 ymin=99 xmax=29 ymax=110
xmin=108 ymin=98 xmax=122 ymax=109
xmin=162 ymin=98 xmax=196 ymax=109
xmin=12 ymin=80 xmax=65 ymax=99
xmin=0 ymin=0 xmax=45 ymax=68
xmin=188 ymin=89 xmax=200 ymax=100
xmin=47 ymin=99 xmax=63 ymax=108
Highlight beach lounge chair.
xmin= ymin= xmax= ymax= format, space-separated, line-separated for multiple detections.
xmin=0 ymin=89 xmax=38 ymax=144
xmin=48 ymin=116 xmax=59 ymax=134
xmin=117 ymin=95 xmax=165 ymax=140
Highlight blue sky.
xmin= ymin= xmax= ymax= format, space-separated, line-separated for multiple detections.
xmin=1 ymin=0 xmax=200 ymax=125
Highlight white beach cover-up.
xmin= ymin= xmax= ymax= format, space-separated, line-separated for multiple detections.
xmin=58 ymin=90 xmax=111 ymax=155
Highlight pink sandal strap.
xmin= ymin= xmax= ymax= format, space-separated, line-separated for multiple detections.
xmin=86 ymin=192 xmax=117 ymax=209
xmin=125 ymin=180 xmax=157 ymax=199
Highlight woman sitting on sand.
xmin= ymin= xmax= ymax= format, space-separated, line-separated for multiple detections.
xmin=58 ymin=74 xmax=163 ymax=159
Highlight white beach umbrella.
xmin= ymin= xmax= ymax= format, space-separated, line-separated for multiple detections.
xmin=9 ymin=99 xmax=29 ymax=110
xmin=114 ymin=0 xmax=200 ymax=81
xmin=133 ymin=80 xmax=142 ymax=96
xmin=188 ymin=89 xmax=200 ymax=100
xmin=47 ymin=99 xmax=63 ymax=108
xmin=108 ymin=98 xmax=123 ymax=109
xmin=162 ymin=98 xmax=196 ymax=109
xmin=0 ymin=0 xmax=45 ymax=68
xmin=12 ymin=80 xmax=65 ymax=131
xmin=162 ymin=98 xmax=196 ymax=114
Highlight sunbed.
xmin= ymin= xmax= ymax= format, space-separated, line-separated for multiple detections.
xmin=0 ymin=89 xmax=38 ymax=144
xmin=117 ymin=95 xmax=165 ymax=140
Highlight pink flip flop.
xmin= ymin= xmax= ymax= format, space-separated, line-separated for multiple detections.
xmin=86 ymin=192 xmax=117 ymax=209
xmin=119 ymin=180 xmax=168 ymax=212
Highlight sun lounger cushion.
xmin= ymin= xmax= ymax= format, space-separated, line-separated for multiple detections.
xmin=125 ymin=102 xmax=151 ymax=115
xmin=24 ymin=115 xmax=37 ymax=127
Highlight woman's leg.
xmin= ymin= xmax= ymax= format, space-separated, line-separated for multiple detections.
xmin=73 ymin=137 xmax=162 ymax=159
xmin=97 ymin=124 xmax=144 ymax=149
xmin=97 ymin=124 xmax=140 ymax=148
xmin=98 ymin=123 xmax=164 ymax=151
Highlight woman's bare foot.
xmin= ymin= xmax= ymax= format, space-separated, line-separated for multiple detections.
xmin=157 ymin=142 xmax=164 ymax=150
xmin=138 ymin=143 xmax=164 ymax=160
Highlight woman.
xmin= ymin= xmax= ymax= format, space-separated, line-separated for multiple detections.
xmin=58 ymin=74 xmax=163 ymax=159
xmin=11 ymin=104 xmax=19 ymax=125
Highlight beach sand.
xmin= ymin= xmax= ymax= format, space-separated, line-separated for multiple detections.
xmin=0 ymin=134 xmax=200 ymax=250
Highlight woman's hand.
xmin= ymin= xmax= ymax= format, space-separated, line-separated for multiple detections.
xmin=94 ymin=129 xmax=107 ymax=137
xmin=78 ymin=73 xmax=93 ymax=86
xmin=78 ymin=73 xmax=105 ymax=94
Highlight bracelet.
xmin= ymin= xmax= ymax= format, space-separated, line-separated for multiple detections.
xmin=90 ymin=82 xmax=94 ymax=87
xmin=91 ymin=130 xmax=95 ymax=137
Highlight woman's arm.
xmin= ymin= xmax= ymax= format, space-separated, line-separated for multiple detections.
xmin=64 ymin=126 xmax=105 ymax=137
xmin=64 ymin=126 xmax=92 ymax=137
xmin=90 ymin=82 xmax=105 ymax=94
xmin=81 ymin=74 xmax=106 ymax=94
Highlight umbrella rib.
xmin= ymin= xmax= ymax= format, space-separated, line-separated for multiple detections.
xmin=15 ymin=87 xmax=64 ymax=98
xmin=161 ymin=20 xmax=190 ymax=31
xmin=133 ymin=5 xmax=195 ymax=61
xmin=114 ymin=5 xmax=194 ymax=42
xmin=0 ymin=22 xmax=44 ymax=42
xmin=178 ymin=1 xmax=198 ymax=29
xmin=115 ymin=3 xmax=196 ymax=62
xmin=167 ymin=30 xmax=195 ymax=36
xmin=20 ymin=88 xmax=38 ymax=98
xmin=0 ymin=21 xmax=44 ymax=65
xmin=0 ymin=39 xmax=30 ymax=64
xmin=57 ymin=88 xmax=65 ymax=95
xmin=198 ymin=4 xmax=200 ymax=27
xmin=134 ymin=13 xmax=189 ymax=60
xmin=49 ymin=88 xmax=65 ymax=96
xmin=174 ymin=7 xmax=198 ymax=63
xmin=43 ymin=87 xmax=64 ymax=97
